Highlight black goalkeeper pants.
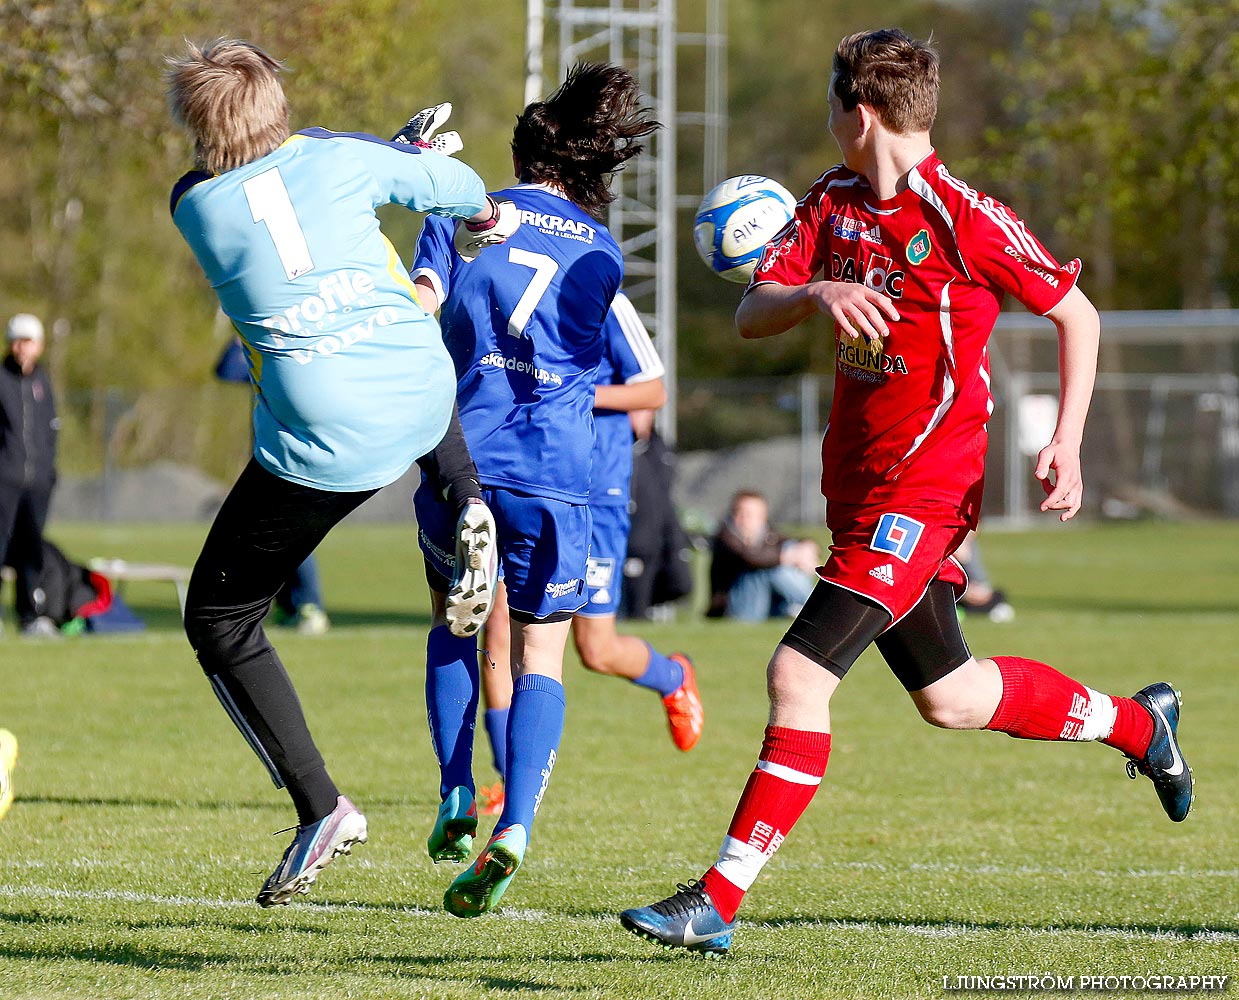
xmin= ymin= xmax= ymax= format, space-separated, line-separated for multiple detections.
xmin=184 ymin=460 xmax=376 ymax=825
xmin=185 ymin=409 xmax=481 ymax=825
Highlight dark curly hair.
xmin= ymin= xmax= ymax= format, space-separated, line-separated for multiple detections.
xmin=512 ymin=62 xmax=660 ymax=218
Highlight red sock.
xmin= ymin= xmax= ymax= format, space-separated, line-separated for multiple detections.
xmin=1101 ymin=696 xmax=1153 ymax=758
xmin=986 ymin=655 xmax=1115 ymax=742
xmin=701 ymin=726 xmax=831 ymax=923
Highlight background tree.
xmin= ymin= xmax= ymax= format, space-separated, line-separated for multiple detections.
xmin=0 ymin=1 xmax=1235 ymax=473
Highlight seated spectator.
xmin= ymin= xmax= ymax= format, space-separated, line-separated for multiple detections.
xmin=707 ymin=490 xmax=820 ymax=621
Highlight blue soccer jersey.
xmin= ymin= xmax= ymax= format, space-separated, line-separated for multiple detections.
xmin=412 ymin=183 xmax=624 ymax=504
xmin=590 ymin=292 xmax=665 ymax=508
xmin=171 ymin=128 xmax=488 ymax=492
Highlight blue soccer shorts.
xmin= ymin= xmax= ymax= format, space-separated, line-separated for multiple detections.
xmin=414 ymin=481 xmax=590 ymax=623
xmin=576 ymin=503 xmax=629 ymax=618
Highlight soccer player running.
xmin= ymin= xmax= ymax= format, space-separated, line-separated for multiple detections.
xmin=621 ymin=28 xmax=1193 ymax=957
xmin=474 ymin=292 xmax=704 ymax=817
xmin=410 ymin=63 xmax=659 ymax=917
xmin=167 ymin=40 xmax=515 ymax=907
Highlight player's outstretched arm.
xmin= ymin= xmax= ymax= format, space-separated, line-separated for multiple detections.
xmin=737 ymin=281 xmax=898 ymax=341
xmin=595 ymin=377 xmax=666 ymax=413
xmin=392 ymin=102 xmax=464 ymax=156
xmin=1034 ymin=284 xmax=1101 ymax=522
xmin=454 ymin=197 xmax=520 ymax=262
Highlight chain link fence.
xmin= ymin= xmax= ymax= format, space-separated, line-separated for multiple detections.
xmin=49 ymin=311 xmax=1239 ymax=526
xmin=676 ymin=310 xmax=1239 ymax=529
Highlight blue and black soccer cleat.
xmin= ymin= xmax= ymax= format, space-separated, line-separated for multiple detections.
xmin=1126 ymin=682 xmax=1193 ymax=822
xmin=620 ymin=881 xmax=736 ymax=957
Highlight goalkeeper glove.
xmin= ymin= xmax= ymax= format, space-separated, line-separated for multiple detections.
xmin=454 ymin=196 xmax=521 ymax=262
xmin=392 ymin=102 xmax=463 ymax=157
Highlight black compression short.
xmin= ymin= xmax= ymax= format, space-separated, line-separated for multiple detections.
xmin=781 ymin=578 xmax=971 ymax=691
xmin=876 ymin=579 xmax=972 ymax=691
xmin=781 ymin=581 xmax=890 ymax=680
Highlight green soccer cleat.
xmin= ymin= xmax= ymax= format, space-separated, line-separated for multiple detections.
xmin=444 ymin=823 xmax=527 ymax=918
xmin=427 ymin=785 xmax=478 ymax=863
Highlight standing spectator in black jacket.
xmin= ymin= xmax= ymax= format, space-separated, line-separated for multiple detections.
xmin=0 ymin=314 xmax=59 ymax=637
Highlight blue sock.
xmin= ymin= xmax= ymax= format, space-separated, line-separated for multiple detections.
xmin=631 ymin=642 xmax=684 ymax=697
xmin=425 ymin=625 xmax=479 ymax=799
xmin=484 ymin=707 xmax=509 ymax=780
xmin=497 ymin=673 xmax=565 ymax=833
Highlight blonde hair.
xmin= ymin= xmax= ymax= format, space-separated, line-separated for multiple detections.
xmin=832 ymin=29 xmax=939 ymax=135
xmin=167 ymin=39 xmax=289 ymax=174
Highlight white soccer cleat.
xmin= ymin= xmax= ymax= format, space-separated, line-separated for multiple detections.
xmin=256 ymin=796 xmax=368 ymax=907
xmin=294 ymin=603 xmax=331 ymax=636
xmin=445 ymin=500 xmax=498 ymax=638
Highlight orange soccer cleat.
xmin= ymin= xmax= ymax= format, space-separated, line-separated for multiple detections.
xmin=662 ymin=654 xmax=704 ymax=752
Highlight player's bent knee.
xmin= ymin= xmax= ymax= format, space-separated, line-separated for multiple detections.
xmin=767 ymin=644 xmax=841 ymax=703
xmin=914 ymin=698 xmax=972 ymax=730
xmin=184 ymin=603 xmax=268 ymax=675
xmin=575 ymin=639 xmax=620 ymax=675
xmin=910 ymin=687 xmax=993 ymax=730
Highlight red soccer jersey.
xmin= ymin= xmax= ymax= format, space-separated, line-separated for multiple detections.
xmin=751 ymin=151 xmax=1080 ymax=522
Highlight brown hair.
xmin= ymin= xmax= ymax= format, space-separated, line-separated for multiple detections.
xmin=167 ymin=39 xmax=290 ymax=174
xmin=730 ymin=490 xmax=768 ymax=513
xmin=832 ymin=29 xmax=939 ymax=134
xmin=512 ymin=62 xmax=660 ymax=217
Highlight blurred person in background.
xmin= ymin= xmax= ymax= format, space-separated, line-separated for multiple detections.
xmin=621 ymin=407 xmax=695 ymax=620
xmin=955 ymin=530 xmax=1014 ymax=622
xmin=0 ymin=313 xmax=60 ymax=638
xmin=707 ymin=489 xmax=820 ymax=622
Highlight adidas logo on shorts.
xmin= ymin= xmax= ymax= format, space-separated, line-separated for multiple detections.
xmin=868 ymin=564 xmax=895 ymax=586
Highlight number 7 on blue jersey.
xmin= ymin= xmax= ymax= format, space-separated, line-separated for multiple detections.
xmin=506 ymin=248 xmax=558 ymax=337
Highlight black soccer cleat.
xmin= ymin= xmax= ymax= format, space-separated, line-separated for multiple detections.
xmin=620 ymin=881 xmax=735 ymax=957
xmin=1125 ymin=683 xmax=1193 ymax=822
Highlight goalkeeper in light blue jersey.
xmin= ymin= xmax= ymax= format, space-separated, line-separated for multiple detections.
xmin=409 ymin=64 xmax=660 ymax=919
xmin=167 ymin=39 xmax=517 ymax=909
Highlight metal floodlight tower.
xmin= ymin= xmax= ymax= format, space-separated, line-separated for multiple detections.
xmin=524 ymin=0 xmax=728 ymax=445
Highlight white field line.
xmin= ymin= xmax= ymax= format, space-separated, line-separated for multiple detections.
xmin=5 ymin=857 xmax=1237 ymax=879
xmin=821 ymin=860 xmax=1239 ymax=879
xmin=0 ymin=883 xmax=1236 ymax=943
xmin=0 ymin=883 xmax=438 ymax=915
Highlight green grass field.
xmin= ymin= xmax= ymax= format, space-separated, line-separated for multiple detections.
xmin=1 ymin=520 xmax=1235 ymax=999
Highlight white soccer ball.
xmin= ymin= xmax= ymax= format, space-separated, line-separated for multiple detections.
xmin=693 ymin=174 xmax=798 ymax=284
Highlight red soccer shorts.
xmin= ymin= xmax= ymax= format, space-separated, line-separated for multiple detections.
xmin=819 ymin=500 xmax=971 ymax=626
